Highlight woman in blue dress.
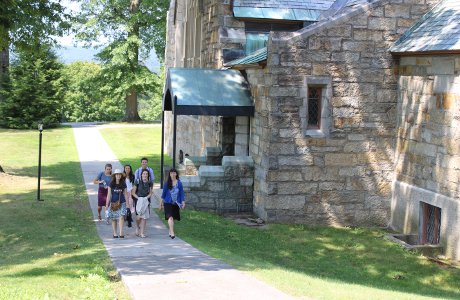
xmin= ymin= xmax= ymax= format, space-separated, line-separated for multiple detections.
xmin=106 ymin=168 xmax=128 ymax=238
xmin=160 ymin=168 xmax=185 ymax=239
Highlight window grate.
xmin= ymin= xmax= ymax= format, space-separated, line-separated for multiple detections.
xmin=308 ymin=87 xmax=321 ymax=128
xmin=420 ymin=202 xmax=441 ymax=245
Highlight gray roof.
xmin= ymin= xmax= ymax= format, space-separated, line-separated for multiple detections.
xmin=163 ymin=68 xmax=254 ymax=116
xmin=391 ymin=0 xmax=460 ymax=53
xmin=233 ymin=0 xmax=336 ymax=21
xmin=224 ymin=47 xmax=267 ymax=68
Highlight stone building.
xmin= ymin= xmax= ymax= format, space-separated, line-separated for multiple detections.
xmin=162 ymin=0 xmax=460 ymax=260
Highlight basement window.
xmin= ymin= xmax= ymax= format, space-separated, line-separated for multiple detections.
xmin=419 ymin=202 xmax=441 ymax=245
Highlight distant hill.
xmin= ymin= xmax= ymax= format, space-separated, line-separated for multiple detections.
xmin=55 ymin=46 xmax=161 ymax=73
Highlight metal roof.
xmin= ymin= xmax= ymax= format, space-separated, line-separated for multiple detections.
xmin=391 ymin=0 xmax=460 ymax=53
xmin=163 ymin=68 xmax=254 ymax=116
xmin=232 ymin=0 xmax=336 ymax=21
xmin=224 ymin=47 xmax=267 ymax=68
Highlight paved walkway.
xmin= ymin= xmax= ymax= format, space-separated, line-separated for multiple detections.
xmin=72 ymin=123 xmax=296 ymax=300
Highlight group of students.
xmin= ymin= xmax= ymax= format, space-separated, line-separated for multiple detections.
xmin=94 ymin=157 xmax=185 ymax=239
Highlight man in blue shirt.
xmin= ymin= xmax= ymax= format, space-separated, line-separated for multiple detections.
xmin=134 ymin=157 xmax=155 ymax=184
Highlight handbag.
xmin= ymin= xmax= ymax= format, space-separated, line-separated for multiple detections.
xmin=111 ymin=190 xmax=121 ymax=211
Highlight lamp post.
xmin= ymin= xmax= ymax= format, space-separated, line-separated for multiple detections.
xmin=37 ymin=121 xmax=44 ymax=201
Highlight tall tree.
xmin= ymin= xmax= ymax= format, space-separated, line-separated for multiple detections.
xmin=76 ymin=0 xmax=168 ymax=121
xmin=0 ymin=0 xmax=71 ymax=83
xmin=0 ymin=46 xmax=64 ymax=129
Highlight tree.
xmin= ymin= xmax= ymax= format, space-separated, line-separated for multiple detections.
xmin=61 ymin=61 xmax=124 ymax=122
xmin=0 ymin=0 xmax=71 ymax=83
xmin=0 ymin=46 xmax=64 ymax=129
xmin=76 ymin=0 xmax=168 ymax=121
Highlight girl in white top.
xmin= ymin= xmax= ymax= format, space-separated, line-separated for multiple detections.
xmin=124 ymin=165 xmax=135 ymax=213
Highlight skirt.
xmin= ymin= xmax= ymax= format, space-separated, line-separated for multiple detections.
xmin=108 ymin=202 xmax=127 ymax=220
xmin=164 ymin=203 xmax=180 ymax=221
xmin=97 ymin=187 xmax=108 ymax=207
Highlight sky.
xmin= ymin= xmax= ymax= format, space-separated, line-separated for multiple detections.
xmin=54 ymin=0 xmax=161 ymax=72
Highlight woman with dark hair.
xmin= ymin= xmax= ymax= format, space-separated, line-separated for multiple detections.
xmin=132 ymin=169 xmax=153 ymax=238
xmin=160 ymin=168 xmax=185 ymax=239
xmin=124 ymin=165 xmax=135 ymax=210
xmin=106 ymin=169 xmax=128 ymax=238
xmin=124 ymin=164 xmax=135 ymax=227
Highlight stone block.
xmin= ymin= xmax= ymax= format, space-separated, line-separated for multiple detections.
xmin=222 ymin=156 xmax=254 ymax=167
xmin=239 ymin=177 xmax=254 ymax=186
xmin=368 ymin=17 xmax=396 ymax=31
xmin=353 ymin=29 xmax=383 ymax=41
xmin=384 ymin=4 xmax=410 ymax=18
xmin=268 ymin=170 xmax=303 ymax=182
xmin=278 ymin=182 xmax=317 ymax=195
xmin=432 ymin=57 xmax=455 ymax=75
xmin=181 ymin=176 xmax=201 ymax=188
xmin=199 ymin=166 xmax=224 ymax=177
xmin=342 ymin=41 xmax=375 ymax=52
xmin=265 ymin=195 xmax=306 ymax=210
xmin=278 ymin=155 xmax=314 ymax=166
xmin=325 ymin=154 xmax=357 ymax=166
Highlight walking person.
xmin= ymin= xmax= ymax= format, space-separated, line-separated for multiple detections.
xmin=124 ymin=164 xmax=135 ymax=228
xmin=160 ymin=168 xmax=185 ymax=239
xmin=134 ymin=157 xmax=155 ymax=184
xmin=106 ymin=168 xmax=128 ymax=238
xmin=93 ymin=163 xmax=112 ymax=222
xmin=132 ymin=169 xmax=153 ymax=238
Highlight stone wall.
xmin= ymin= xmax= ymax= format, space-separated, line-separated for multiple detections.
xmin=163 ymin=0 xmax=248 ymax=159
xmin=181 ymin=156 xmax=254 ymax=213
xmin=249 ymin=0 xmax=438 ymax=225
xmin=391 ymin=54 xmax=460 ymax=260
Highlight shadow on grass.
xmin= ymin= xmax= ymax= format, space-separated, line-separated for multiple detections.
xmin=172 ymin=209 xmax=460 ymax=299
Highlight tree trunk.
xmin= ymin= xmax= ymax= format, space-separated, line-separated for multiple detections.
xmin=123 ymin=0 xmax=142 ymax=122
xmin=124 ymin=89 xmax=141 ymax=121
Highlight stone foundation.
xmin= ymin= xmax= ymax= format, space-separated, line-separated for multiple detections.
xmin=181 ymin=156 xmax=254 ymax=214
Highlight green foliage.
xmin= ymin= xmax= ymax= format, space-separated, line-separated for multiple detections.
xmin=138 ymin=68 xmax=165 ymax=121
xmin=61 ymin=61 xmax=124 ymax=122
xmin=76 ymin=0 xmax=169 ymax=62
xmin=0 ymin=0 xmax=71 ymax=50
xmin=0 ymin=46 xmax=64 ymax=129
xmin=75 ymin=0 xmax=168 ymax=121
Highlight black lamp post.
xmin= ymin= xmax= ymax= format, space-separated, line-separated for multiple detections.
xmin=37 ymin=121 xmax=44 ymax=201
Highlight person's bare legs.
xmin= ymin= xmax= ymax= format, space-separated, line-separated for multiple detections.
xmin=97 ymin=206 xmax=102 ymax=220
xmin=111 ymin=220 xmax=117 ymax=237
xmin=135 ymin=218 xmax=141 ymax=236
xmin=119 ymin=216 xmax=124 ymax=237
xmin=168 ymin=217 xmax=175 ymax=237
xmin=139 ymin=219 xmax=146 ymax=237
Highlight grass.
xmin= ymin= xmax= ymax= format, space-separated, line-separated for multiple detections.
xmin=0 ymin=127 xmax=129 ymax=299
xmin=99 ymin=124 xmax=171 ymax=183
xmin=99 ymin=125 xmax=460 ymax=300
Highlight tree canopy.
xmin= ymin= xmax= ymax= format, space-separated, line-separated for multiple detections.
xmin=75 ymin=0 xmax=169 ymax=121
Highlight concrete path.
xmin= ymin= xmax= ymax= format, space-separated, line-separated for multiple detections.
xmin=71 ymin=123 xmax=296 ymax=300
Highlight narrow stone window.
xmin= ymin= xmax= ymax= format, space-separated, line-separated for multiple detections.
xmin=301 ymin=76 xmax=331 ymax=138
xmin=307 ymin=87 xmax=322 ymax=129
xmin=420 ymin=202 xmax=441 ymax=245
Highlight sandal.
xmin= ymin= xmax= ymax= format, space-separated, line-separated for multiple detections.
xmin=113 ymin=235 xmax=119 ymax=238
xmin=140 ymin=234 xmax=147 ymax=238
xmin=119 ymin=235 xmax=125 ymax=238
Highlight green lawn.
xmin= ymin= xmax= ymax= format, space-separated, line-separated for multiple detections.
xmin=99 ymin=125 xmax=460 ymax=300
xmin=0 ymin=127 xmax=129 ymax=299
xmin=99 ymin=124 xmax=171 ymax=183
